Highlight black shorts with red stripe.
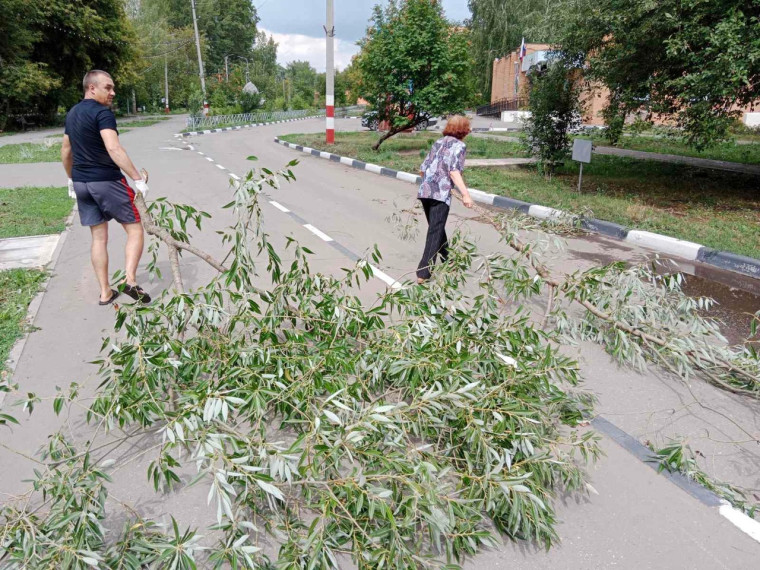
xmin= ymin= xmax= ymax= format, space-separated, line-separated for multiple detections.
xmin=73 ymin=177 xmax=141 ymax=226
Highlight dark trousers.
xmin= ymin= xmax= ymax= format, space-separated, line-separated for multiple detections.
xmin=417 ymin=198 xmax=449 ymax=279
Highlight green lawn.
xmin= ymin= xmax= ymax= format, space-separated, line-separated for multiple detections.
xmin=0 ymin=142 xmax=61 ymax=164
xmin=280 ymin=131 xmax=760 ymax=259
xmin=0 ymin=269 xmax=46 ymax=370
xmin=0 ymin=187 xmax=73 ymax=238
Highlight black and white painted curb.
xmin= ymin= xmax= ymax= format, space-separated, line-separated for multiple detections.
xmin=592 ymin=417 xmax=760 ymax=544
xmin=177 ymin=115 xmax=323 ymax=138
xmin=274 ymin=137 xmax=760 ymax=280
xmin=188 ymin=141 xmax=760 ymax=545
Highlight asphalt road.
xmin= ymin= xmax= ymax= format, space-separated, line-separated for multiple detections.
xmin=0 ymin=116 xmax=757 ymax=568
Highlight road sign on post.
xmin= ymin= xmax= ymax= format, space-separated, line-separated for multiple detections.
xmin=572 ymin=138 xmax=592 ymax=193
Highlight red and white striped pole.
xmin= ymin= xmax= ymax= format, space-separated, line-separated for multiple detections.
xmin=325 ymin=0 xmax=335 ymax=144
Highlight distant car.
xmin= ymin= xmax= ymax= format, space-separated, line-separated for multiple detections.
xmin=414 ymin=115 xmax=438 ymax=131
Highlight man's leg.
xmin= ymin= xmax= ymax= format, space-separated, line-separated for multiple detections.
xmin=121 ymin=222 xmax=144 ymax=286
xmin=90 ymin=223 xmax=111 ymax=302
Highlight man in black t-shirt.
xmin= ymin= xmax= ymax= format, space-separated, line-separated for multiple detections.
xmin=62 ymin=70 xmax=151 ymax=305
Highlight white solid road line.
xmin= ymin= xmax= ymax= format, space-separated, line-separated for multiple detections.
xmin=303 ymin=224 xmax=333 ymax=242
xmin=269 ymin=201 xmax=290 ymax=213
xmin=719 ymin=503 xmax=760 ymax=544
xmin=370 ymin=265 xmax=402 ymax=290
xmin=216 ymin=164 xmax=226 ymax=170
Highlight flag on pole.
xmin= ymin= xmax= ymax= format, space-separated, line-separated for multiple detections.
xmin=519 ymin=38 xmax=527 ymax=62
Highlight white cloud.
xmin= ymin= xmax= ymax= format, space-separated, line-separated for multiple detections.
xmin=260 ymin=28 xmax=359 ymax=72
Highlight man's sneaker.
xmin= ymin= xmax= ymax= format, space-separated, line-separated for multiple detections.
xmin=123 ymin=283 xmax=151 ymax=304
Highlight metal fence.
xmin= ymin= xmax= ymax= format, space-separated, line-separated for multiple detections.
xmin=334 ymin=105 xmax=367 ymax=118
xmin=186 ymin=109 xmax=322 ymax=130
xmin=476 ymin=98 xmax=527 ymax=117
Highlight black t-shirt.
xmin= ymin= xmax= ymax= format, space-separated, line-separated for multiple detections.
xmin=64 ymin=99 xmax=122 ymax=182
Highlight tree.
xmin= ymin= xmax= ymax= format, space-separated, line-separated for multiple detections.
xmin=143 ymin=0 xmax=259 ymax=74
xmin=357 ymin=0 xmax=474 ymax=150
xmin=557 ymin=0 xmax=760 ymax=148
xmin=0 ymin=0 xmax=135 ymax=127
xmin=522 ymin=59 xmax=583 ymax=175
xmin=285 ymin=61 xmax=320 ymax=107
xmin=466 ymin=0 xmax=556 ymax=102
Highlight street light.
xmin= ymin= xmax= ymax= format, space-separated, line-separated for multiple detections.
xmin=224 ymin=54 xmax=250 ymax=83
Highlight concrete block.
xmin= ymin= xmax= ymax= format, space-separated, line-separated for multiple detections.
xmin=528 ymin=204 xmax=568 ymax=221
xmin=626 ymin=230 xmax=702 ymax=261
xmin=468 ymin=188 xmax=495 ymax=206
xmin=396 ymin=171 xmax=419 ymax=183
xmin=580 ymin=218 xmax=629 ymax=239
xmin=697 ymin=247 xmax=760 ymax=278
xmin=492 ymin=195 xmax=531 ymax=213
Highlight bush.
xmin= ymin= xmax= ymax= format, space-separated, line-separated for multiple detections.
xmin=522 ymin=61 xmax=582 ymax=175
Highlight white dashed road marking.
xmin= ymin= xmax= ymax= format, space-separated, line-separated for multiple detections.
xmin=269 ymin=201 xmax=290 ymax=213
xmin=303 ymin=224 xmax=333 ymax=242
xmin=191 ymin=147 xmax=405 ymax=291
xmin=370 ymin=265 xmax=402 ymax=290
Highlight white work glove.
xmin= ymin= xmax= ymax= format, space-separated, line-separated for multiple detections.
xmin=134 ymin=179 xmax=149 ymax=198
xmin=67 ymin=178 xmax=76 ymax=199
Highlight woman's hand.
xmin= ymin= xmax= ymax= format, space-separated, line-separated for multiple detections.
xmin=462 ymin=192 xmax=474 ymax=208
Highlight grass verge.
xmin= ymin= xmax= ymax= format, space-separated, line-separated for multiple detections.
xmin=280 ymin=131 xmax=760 ymax=259
xmin=0 ymin=269 xmax=46 ymax=370
xmin=118 ymin=117 xmax=171 ymax=128
xmin=0 ymin=187 xmax=73 ymax=239
xmin=0 ymin=142 xmax=61 ymax=164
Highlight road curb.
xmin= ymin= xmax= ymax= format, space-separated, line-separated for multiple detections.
xmin=177 ymin=115 xmax=323 ymax=138
xmin=273 ymin=137 xmax=760 ymax=280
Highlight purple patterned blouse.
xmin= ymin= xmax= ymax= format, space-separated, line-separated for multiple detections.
xmin=417 ymin=136 xmax=467 ymax=206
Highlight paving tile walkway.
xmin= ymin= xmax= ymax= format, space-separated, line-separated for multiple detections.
xmin=466 ymin=157 xmax=537 ymax=167
xmin=0 ymin=234 xmax=62 ymax=270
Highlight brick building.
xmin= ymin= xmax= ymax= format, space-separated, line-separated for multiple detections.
xmin=490 ymin=43 xmax=759 ymax=127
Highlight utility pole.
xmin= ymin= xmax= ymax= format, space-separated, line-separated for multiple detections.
xmin=225 ymin=55 xmax=229 ymax=83
xmin=190 ymin=0 xmax=208 ymax=114
xmin=164 ymin=54 xmax=170 ymax=113
xmin=325 ymin=0 xmax=335 ymax=144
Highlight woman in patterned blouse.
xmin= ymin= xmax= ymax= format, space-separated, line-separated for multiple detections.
xmin=416 ymin=115 xmax=474 ymax=283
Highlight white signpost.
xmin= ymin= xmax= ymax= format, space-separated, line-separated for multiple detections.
xmin=572 ymin=138 xmax=593 ymax=193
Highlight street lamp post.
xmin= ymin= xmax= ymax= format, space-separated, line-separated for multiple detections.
xmin=325 ymin=0 xmax=335 ymax=144
xmin=190 ymin=0 xmax=207 ymax=114
xmin=224 ymin=54 xmax=250 ymax=83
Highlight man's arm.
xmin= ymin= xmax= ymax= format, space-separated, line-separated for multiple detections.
xmin=61 ymin=135 xmax=73 ymax=178
xmin=100 ymin=129 xmax=142 ymax=181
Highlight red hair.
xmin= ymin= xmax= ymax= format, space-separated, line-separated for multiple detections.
xmin=442 ymin=115 xmax=471 ymax=140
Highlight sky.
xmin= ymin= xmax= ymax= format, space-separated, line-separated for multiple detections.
xmin=256 ymin=0 xmax=471 ymax=72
